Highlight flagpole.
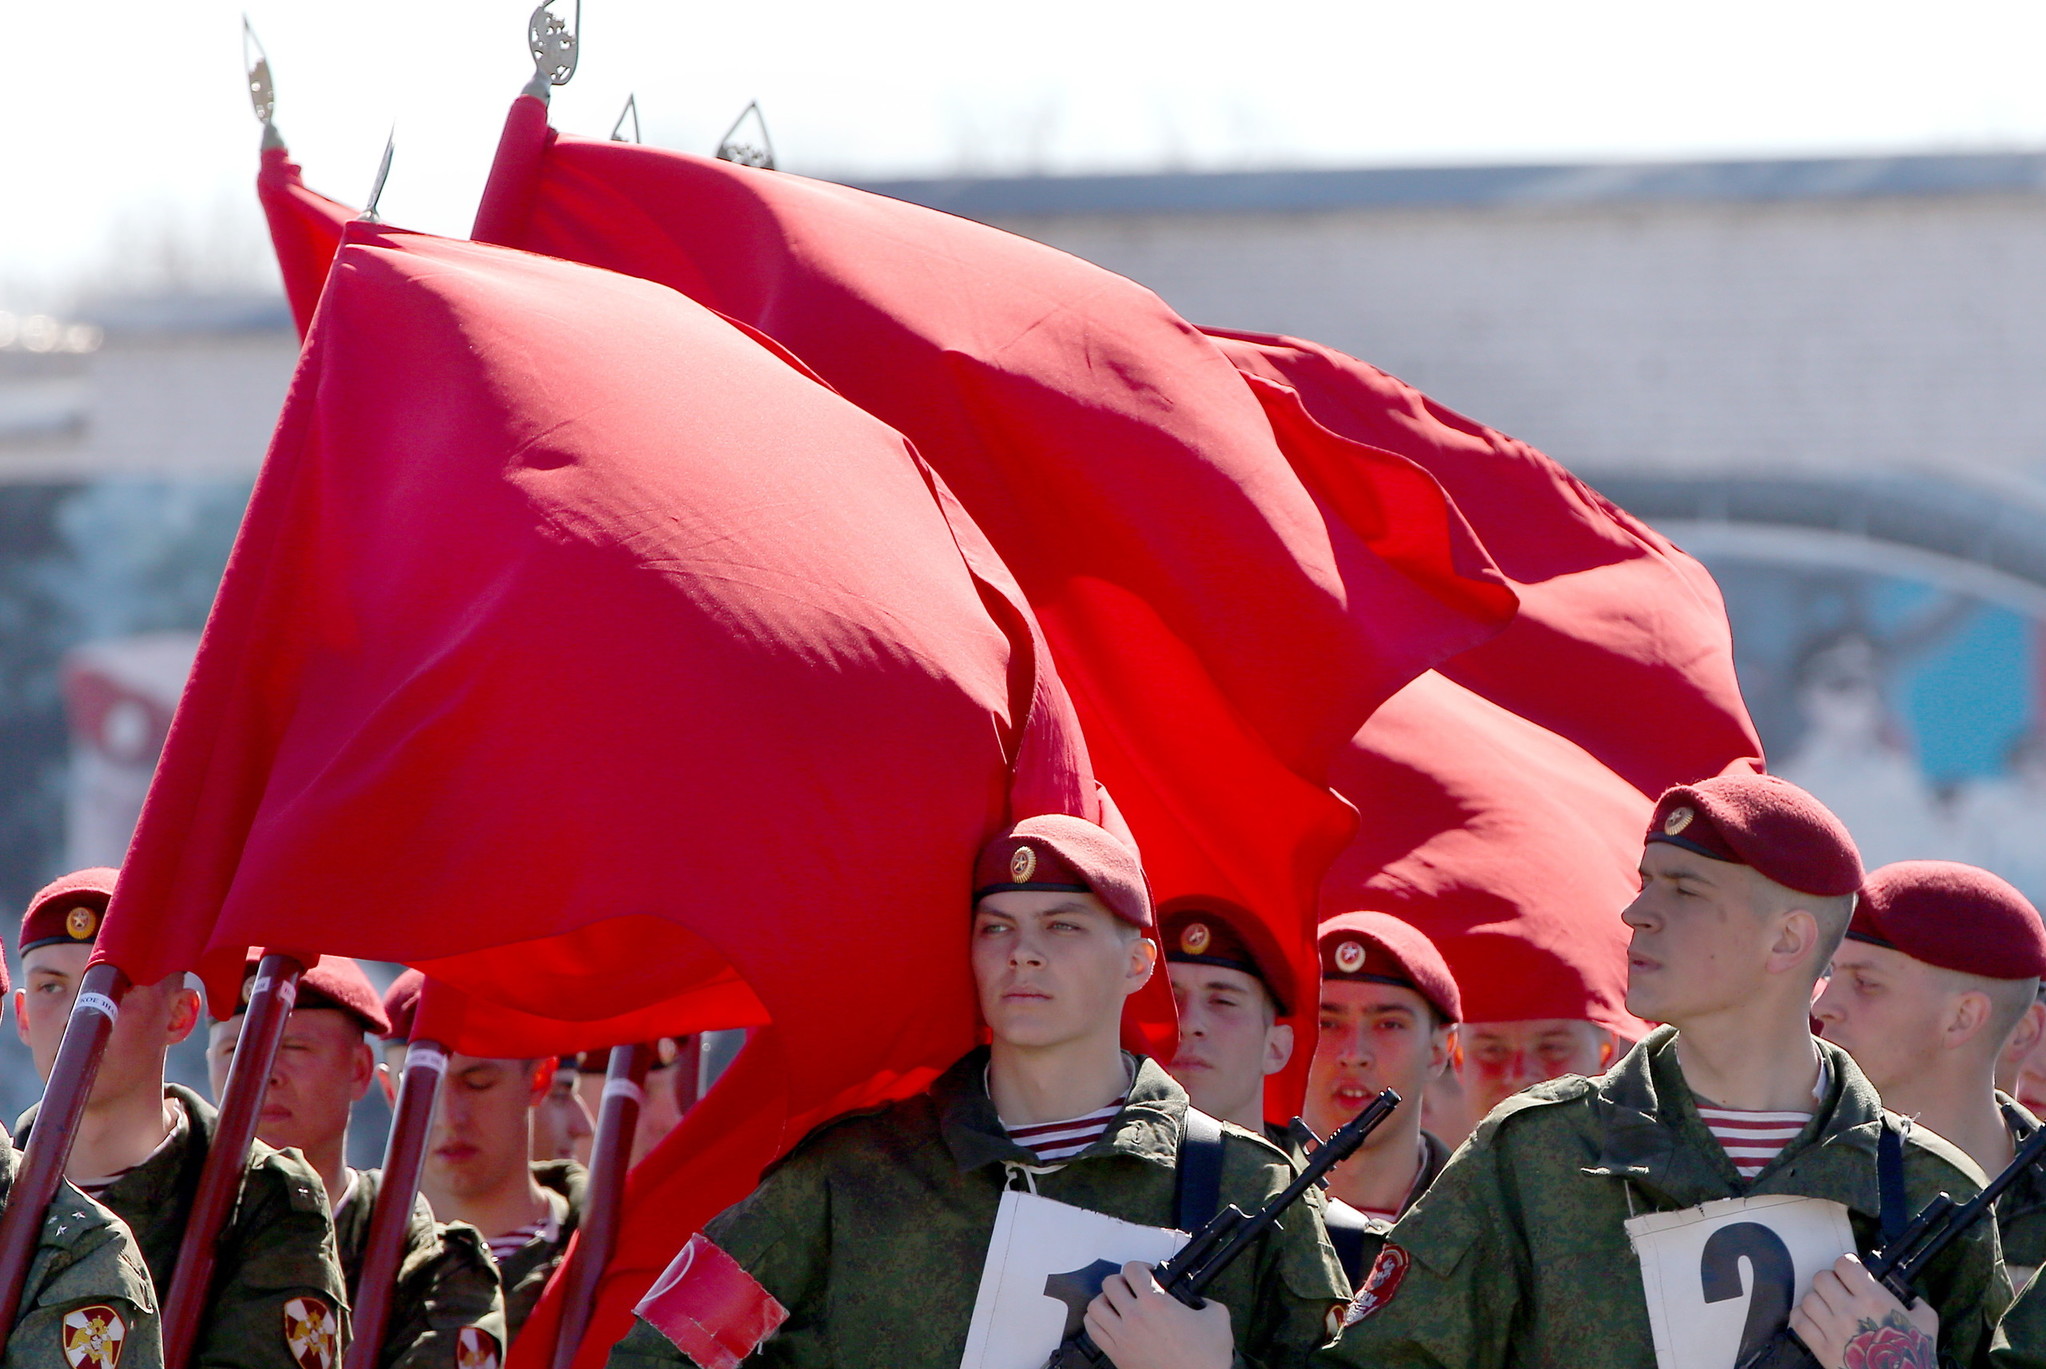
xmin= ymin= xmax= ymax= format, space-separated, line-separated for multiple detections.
xmin=342 ymin=1034 xmax=450 ymax=1369
xmin=0 ymin=963 xmax=131 ymax=1336
xmin=161 ymin=952 xmax=306 ymax=1369
xmin=548 ymin=1042 xmax=652 ymax=1369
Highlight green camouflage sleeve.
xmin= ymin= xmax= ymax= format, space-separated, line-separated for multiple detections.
xmin=1316 ymin=1135 xmax=1521 ymax=1369
xmin=1918 ymin=1196 xmax=2011 ymax=1369
xmin=607 ymin=1145 xmax=834 ymax=1369
xmin=1237 ymin=1169 xmax=1352 ymax=1369
xmin=1993 ymin=1273 xmax=2046 ymax=1369
xmin=195 ymin=1148 xmax=352 ymax=1369
xmin=380 ymin=1221 xmax=508 ymax=1369
xmin=9 ymin=1189 xmax=163 ymax=1369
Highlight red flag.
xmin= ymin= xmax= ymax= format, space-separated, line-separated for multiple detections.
xmin=1208 ymin=330 xmax=1762 ymax=796
xmin=95 ymin=220 xmax=1092 ymax=1143
xmin=256 ymin=146 xmax=353 ymax=339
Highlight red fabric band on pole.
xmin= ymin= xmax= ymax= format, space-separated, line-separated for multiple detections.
xmin=633 ymin=1235 xmax=788 ymax=1369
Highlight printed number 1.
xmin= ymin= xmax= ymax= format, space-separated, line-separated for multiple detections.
xmin=1699 ymin=1222 xmax=1796 ymax=1366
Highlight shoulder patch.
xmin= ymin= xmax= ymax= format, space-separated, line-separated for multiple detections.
xmin=62 ymin=1305 xmax=127 ymax=1369
xmin=1343 ymin=1243 xmax=1411 ymax=1325
xmin=455 ymin=1326 xmax=501 ymax=1369
xmin=283 ymin=1296 xmax=339 ymax=1369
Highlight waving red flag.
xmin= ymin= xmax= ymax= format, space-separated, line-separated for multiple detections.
xmin=256 ymin=146 xmax=353 ymax=338
xmin=96 ymin=220 xmax=1092 ymax=1150
xmin=1208 ymin=330 xmax=1761 ymax=797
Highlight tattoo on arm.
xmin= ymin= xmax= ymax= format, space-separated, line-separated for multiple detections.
xmin=1840 ymin=1311 xmax=1935 ymax=1369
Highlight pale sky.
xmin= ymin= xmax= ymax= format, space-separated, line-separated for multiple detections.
xmin=10 ymin=0 xmax=2046 ymax=306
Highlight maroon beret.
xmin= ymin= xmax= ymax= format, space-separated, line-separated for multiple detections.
xmin=1161 ymin=897 xmax=1293 ymax=1015
xmin=215 ymin=953 xmax=392 ymax=1036
xmin=973 ymin=814 xmax=1153 ymax=928
xmin=382 ymin=967 xmax=424 ymax=1043
xmin=20 ymin=867 xmax=118 ymax=955
xmin=1647 ymin=774 xmax=1862 ymax=898
xmin=1848 ymin=861 xmax=2046 ymax=980
xmin=1319 ymin=911 xmax=1462 ymax=1024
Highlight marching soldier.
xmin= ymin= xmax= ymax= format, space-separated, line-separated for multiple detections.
xmin=1303 ymin=913 xmax=1461 ymax=1286
xmin=3 ymin=919 xmax=164 ymax=1369
xmin=14 ymin=869 xmax=351 ymax=1369
xmin=207 ymin=955 xmax=507 ymax=1369
xmin=385 ymin=979 xmax=584 ymax=1345
xmin=1328 ymin=774 xmax=2009 ymax=1369
xmin=1814 ymin=860 xmax=2046 ymax=1287
xmin=609 ymin=814 xmax=1351 ymax=1369
xmin=1159 ymin=899 xmax=1296 ymax=1135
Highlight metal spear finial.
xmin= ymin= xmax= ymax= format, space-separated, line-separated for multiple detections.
xmin=611 ymin=93 xmax=640 ymax=143
xmin=715 ymin=101 xmax=775 ymax=170
xmin=361 ymin=126 xmax=396 ymax=223
xmin=523 ymin=0 xmax=581 ymax=101
xmin=243 ymin=16 xmax=284 ymax=150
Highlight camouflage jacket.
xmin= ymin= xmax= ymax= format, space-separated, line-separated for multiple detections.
xmin=23 ymin=1085 xmax=351 ymax=1369
xmin=1325 ymin=1027 xmax=2010 ymax=1369
xmin=1323 ymin=1131 xmax=1452 ymax=1288
xmin=333 ymin=1169 xmax=506 ymax=1369
xmin=607 ymin=1048 xmax=1350 ymax=1369
xmin=497 ymin=1161 xmax=585 ymax=1345
xmin=2000 ymin=1096 xmax=2046 ymax=1283
xmin=1 ymin=1125 xmax=163 ymax=1369
xmin=1994 ymin=1271 xmax=2046 ymax=1368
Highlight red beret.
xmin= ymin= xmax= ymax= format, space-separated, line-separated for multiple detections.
xmin=1319 ymin=911 xmax=1462 ymax=1023
xmin=1848 ymin=861 xmax=2046 ymax=980
xmin=215 ymin=953 xmax=392 ymax=1036
xmin=20 ymin=868 xmax=118 ymax=955
xmin=973 ymin=814 xmax=1152 ymax=928
xmin=382 ymin=967 xmax=424 ymax=1043
xmin=1647 ymin=774 xmax=1862 ymax=898
xmin=1161 ymin=897 xmax=1293 ymax=1015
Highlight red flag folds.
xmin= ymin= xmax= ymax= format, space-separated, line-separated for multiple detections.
xmin=256 ymin=146 xmax=353 ymax=339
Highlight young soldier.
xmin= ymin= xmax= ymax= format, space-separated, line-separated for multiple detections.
xmin=1303 ymin=913 xmax=1460 ymax=1286
xmin=14 ymin=869 xmax=350 ymax=1369
xmin=2 ymin=919 xmax=165 ymax=1369
xmin=572 ymin=1039 xmax=691 ymax=1168
xmin=387 ymin=978 xmax=584 ymax=1346
xmin=1160 ymin=900 xmax=1295 ymax=1134
xmin=1329 ymin=774 xmax=2009 ymax=1369
xmin=609 ymin=814 xmax=1351 ymax=1369
xmin=1814 ymin=860 xmax=2046 ymax=1286
xmin=1460 ymin=1017 xmax=1616 ymax=1128
xmin=208 ymin=956 xmax=507 ymax=1369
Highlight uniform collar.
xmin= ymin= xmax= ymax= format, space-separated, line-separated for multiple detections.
xmin=933 ymin=1045 xmax=1189 ymax=1174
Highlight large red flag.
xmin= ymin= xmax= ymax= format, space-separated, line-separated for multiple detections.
xmin=255 ymin=146 xmax=353 ymax=339
xmin=1208 ymin=330 xmax=1762 ymax=797
xmin=94 ymin=219 xmax=1093 ymax=1156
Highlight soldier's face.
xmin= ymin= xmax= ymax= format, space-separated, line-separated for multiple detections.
xmin=16 ymin=945 xmax=198 ymax=1102
xmin=971 ymin=892 xmax=1155 ymax=1052
xmin=1460 ymin=1019 xmax=1613 ymax=1120
xmin=1622 ymin=847 xmax=1779 ymax=1025
xmin=1303 ymin=981 xmax=1451 ymax=1147
xmin=208 ymin=1007 xmax=373 ymax=1157
xmin=1167 ymin=963 xmax=1291 ymax=1128
xmin=426 ymin=1055 xmax=549 ymax=1202
xmin=1814 ymin=944 xmax=1974 ymax=1095
xmin=539 ymin=1064 xmax=596 ymax=1164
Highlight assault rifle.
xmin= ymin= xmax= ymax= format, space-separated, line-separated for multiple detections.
xmin=1738 ymin=1115 xmax=2046 ymax=1369
xmin=1041 ymin=1088 xmax=1401 ymax=1369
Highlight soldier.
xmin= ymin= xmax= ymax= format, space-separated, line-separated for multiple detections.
xmin=385 ymin=979 xmax=584 ymax=1346
xmin=1814 ymin=860 xmax=2046 ymax=1287
xmin=1303 ymin=913 xmax=1460 ymax=1286
xmin=571 ymin=1039 xmax=691 ymax=1168
xmin=1329 ymin=774 xmax=2009 ymax=1369
xmin=534 ymin=1059 xmax=593 ymax=1165
xmin=1159 ymin=899 xmax=1295 ymax=1135
xmin=14 ymin=868 xmax=350 ymax=1369
xmin=609 ymin=814 xmax=1351 ymax=1369
xmin=206 ymin=955 xmax=507 ymax=1369
xmin=3 ymin=917 xmax=165 ymax=1369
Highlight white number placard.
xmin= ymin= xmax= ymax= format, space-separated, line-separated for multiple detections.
xmin=959 ymin=1189 xmax=1185 ymax=1369
xmin=1625 ymin=1194 xmax=1856 ymax=1369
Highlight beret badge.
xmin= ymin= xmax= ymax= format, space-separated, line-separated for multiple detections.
xmin=1009 ymin=846 xmax=1037 ymax=882
xmin=1180 ymin=921 xmax=1211 ymax=955
xmin=65 ymin=905 xmax=99 ymax=941
xmin=1663 ymin=806 xmax=1694 ymax=836
xmin=1334 ymin=940 xmax=1367 ymax=974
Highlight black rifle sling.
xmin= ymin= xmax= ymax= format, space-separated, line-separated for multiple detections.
xmin=1175 ymin=1108 xmax=1227 ymax=1234
xmin=1878 ymin=1113 xmax=1911 ymax=1248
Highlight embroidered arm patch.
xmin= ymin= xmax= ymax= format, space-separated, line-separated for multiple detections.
xmin=635 ymin=1234 xmax=789 ymax=1369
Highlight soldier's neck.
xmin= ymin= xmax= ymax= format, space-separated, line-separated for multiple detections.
xmin=71 ymin=1079 xmax=178 ymax=1184
xmin=1880 ymin=1068 xmax=2013 ymax=1177
xmin=300 ymin=1134 xmax=351 ymax=1206
xmin=1671 ymin=1005 xmax=1823 ymax=1114
xmin=1326 ymin=1121 xmax=1424 ymax=1216
xmin=987 ymin=1034 xmax=1129 ymax=1128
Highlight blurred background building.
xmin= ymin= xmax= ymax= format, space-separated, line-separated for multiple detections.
xmin=3 ymin=147 xmax=2042 ymax=1108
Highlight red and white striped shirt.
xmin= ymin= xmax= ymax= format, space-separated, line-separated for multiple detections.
xmin=1005 ymin=1097 xmax=1129 ymax=1164
xmin=1697 ymin=1053 xmax=1830 ymax=1180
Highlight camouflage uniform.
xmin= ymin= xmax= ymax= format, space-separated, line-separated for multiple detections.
xmin=1995 ymin=1272 xmax=2046 ymax=1368
xmin=1 ymin=1124 xmax=163 ymax=1369
xmin=496 ymin=1160 xmax=585 ymax=1344
xmin=1327 ymin=1027 xmax=2009 ymax=1369
xmin=332 ymin=1169 xmax=506 ymax=1369
xmin=2000 ymin=1096 xmax=2046 ymax=1287
xmin=21 ymin=1084 xmax=350 ymax=1369
xmin=607 ymin=1048 xmax=1349 ymax=1369
xmin=1273 ymin=1122 xmax=1451 ymax=1287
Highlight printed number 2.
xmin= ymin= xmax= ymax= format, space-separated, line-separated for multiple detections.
xmin=1699 ymin=1222 xmax=1796 ymax=1366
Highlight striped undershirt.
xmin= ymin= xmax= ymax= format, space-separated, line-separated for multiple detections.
xmin=1005 ymin=1096 xmax=1129 ymax=1163
xmin=1696 ymin=1052 xmax=1831 ymax=1180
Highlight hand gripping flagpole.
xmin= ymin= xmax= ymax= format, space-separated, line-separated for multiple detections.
xmin=548 ymin=1041 xmax=653 ymax=1369
xmin=343 ymin=1005 xmax=455 ymax=1369
xmin=161 ymin=952 xmax=306 ymax=1369
xmin=0 ymin=963 xmax=132 ymax=1337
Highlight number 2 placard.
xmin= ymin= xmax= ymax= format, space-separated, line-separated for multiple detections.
xmin=1625 ymin=1194 xmax=1856 ymax=1369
